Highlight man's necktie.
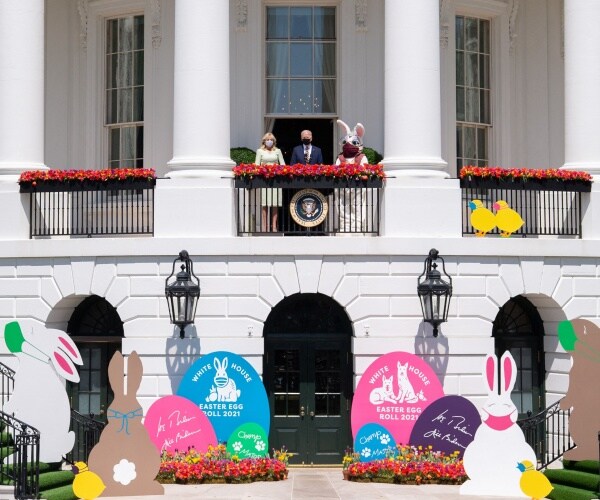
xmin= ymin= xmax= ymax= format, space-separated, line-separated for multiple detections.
xmin=304 ymin=148 xmax=310 ymax=164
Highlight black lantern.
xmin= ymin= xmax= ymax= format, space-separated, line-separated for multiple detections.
xmin=165 ymin=250 xmax=200 ymax=339
xmin=417 ymin=249 xmax=452 ymax=337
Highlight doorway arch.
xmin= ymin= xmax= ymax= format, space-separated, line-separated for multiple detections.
xmin=264 ymin=293 xmax=352 ymax=465
xmin=492 ymin=295 xmax=545 ymax=417
xmin=67 ymin=295 xmax=123 ymax=420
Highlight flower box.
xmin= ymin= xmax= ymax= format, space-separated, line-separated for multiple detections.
xmin=19 ymin=178 xmax=156 ymax=193
xmin=459 ymin=166 xmax=592 ymax=192
xmin=234 ymin=176 xmax=383 ymax=189
xmin=18 ymin=168 xmax=157 ymax=193
xmin=460 ymin=177 xmax=591 ymax=193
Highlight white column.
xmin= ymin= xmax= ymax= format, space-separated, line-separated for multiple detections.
xmin=563 ymin=0 xmax=600 ymax=175
xmin=0 ymin=0 xmax=46 ymax=181
xmin=167 ymin=0 xmax=234 ymax=178
xmin=383 ymin=0 xmax=447 ymax=178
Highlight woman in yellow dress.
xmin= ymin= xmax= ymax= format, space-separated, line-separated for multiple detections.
xmin=255 ymin=133 xmax=285 ymax=232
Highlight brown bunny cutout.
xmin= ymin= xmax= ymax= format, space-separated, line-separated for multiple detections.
xmin=559 ymin=319 xmax=600 ymax=461
xmin=88 ymin=351 xmax=164 ymax=496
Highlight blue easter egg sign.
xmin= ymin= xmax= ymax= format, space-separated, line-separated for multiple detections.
xmin=177 ymin=351 xmax=270 ymax=443
xmin=354 ymin=423 xmax=396 ymax=462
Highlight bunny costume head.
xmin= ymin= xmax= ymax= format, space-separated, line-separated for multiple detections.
xmin=337 ymin=119 xmax=365 ymax=159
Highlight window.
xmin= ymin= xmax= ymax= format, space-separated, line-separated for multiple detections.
xmin=266 ymin=6 xmax=336 ymax=115
xmin=105 ymin=15 xmax=144 ymax=168
xmin=456 ymin=16 xmax=491 ymax=170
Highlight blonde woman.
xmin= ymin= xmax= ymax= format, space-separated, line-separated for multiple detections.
xmin=255 ymin=133 xmax=285 ymax=232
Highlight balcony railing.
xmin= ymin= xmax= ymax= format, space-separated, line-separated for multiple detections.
xmin=20 ymin=179 xmax=155 ymax=238
xmin=235 ymin=178 xmax=382 ymax=235
xmin=461 ymin=178 xmax=589 ymax=238
xmin=517 ymin=399 xmax=574 ymax=469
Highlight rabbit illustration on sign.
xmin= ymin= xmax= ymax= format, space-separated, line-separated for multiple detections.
xmin=460 ymin=351 xmax=536 ymax=497
xmin=88 ymin=351 xmax=163 ymax=496
xmin=205 ymin=357 xmax=240 ymax=403
xmin=3 ymin=321 xmax=82 ymax=464
xmin=369 ymin=375 xmax=397 ymax=405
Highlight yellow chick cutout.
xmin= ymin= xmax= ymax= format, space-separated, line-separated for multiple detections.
xmin=72 ymin=461 xmax=106 ymax=500
xmin=469 ymin=199 xmax=524 ymax=237
xmin=517 ymin=460 xmax=553 ymax=500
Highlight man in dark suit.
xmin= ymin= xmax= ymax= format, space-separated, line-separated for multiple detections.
xmin=285 ymin=130 xmax=328 ymax=235
xmin=289 ymin=130 xmax=324 ymax=165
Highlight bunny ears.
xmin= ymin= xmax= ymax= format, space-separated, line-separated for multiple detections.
xmin=484 ymin=351 xmax=517 ymax=395
xmin=337 ymin=119 xmax=365 ymax=145
xmin=4 ymin=321 xmax=83 ymax=382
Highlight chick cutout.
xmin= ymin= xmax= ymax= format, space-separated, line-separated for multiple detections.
xmin=517 ymin=460 xmax=553 ymax=500
xmin=72 ymin=461 xmax=106 ymax=500
xmin=468 ymin=199 xmax=496 ymax=237
xmin=493 ymin=200 xmax=524 ymax=237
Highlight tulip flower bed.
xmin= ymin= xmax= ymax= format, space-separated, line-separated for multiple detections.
xmin=346 ymin=445 xmax=467 ymax=485
xmin=459 ymin=166 xmax=592 ymax=183
xmin=156 ymin=445 xmax=288 ymax=484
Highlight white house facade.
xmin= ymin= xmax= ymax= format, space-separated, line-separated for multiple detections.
xmin=1 ymin=0 xmax=600 ymax=466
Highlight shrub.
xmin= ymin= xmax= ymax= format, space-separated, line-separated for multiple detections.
xmin=231 ymin=147 xmax=256 ymax=166
xmin=362 ymin=147 xmax=383 ymax=165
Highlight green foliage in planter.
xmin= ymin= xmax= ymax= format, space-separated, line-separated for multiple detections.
xmin=362 ymin=147 xmax=383 ymax=165
xmin=231 ymin=147 xmax=256 ymax=166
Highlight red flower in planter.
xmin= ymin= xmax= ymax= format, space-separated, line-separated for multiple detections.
xmin=18 ymin=168 xmax=156 ymax=185
xmin=460 ymin=166 xmax=592 ymax=182
xmin=232 ymin=163 xmax=385 ymax=180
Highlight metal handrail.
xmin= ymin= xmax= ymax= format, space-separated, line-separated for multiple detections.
xmin=516 ymin=399 xmax=575 ymax=469
xmin=0 ymin=410 xmax=40 ymax=500
xmin=67 ymin=409 xmax=105 ymax=464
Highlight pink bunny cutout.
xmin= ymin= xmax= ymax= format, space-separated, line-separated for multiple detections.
xmin=460 ymin=351 xmax=536 ymax=497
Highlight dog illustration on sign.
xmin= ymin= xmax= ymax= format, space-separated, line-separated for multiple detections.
xmin=369 ymin=375 xmax=397 ymax=404
xmin=368 ymin=362 xmax=426 ymax=405
xmin=205 ymin=357 xmax=241 ymax=402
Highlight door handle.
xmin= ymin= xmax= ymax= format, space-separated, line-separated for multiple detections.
xmin=300 ymin=406 xmax=305 ymax=417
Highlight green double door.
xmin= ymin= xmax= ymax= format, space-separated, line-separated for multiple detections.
xmin=265 ymin=334 xmax=352 ymax=465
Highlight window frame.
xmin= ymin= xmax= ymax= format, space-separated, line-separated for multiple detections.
xmin=442 ymin=0 xmax=512 ymax=176
xmin=85 ymin=0 xmax=149 ymax=170
xmin=105 ymin=14 xmax=145 ymax=169
xmin=264 ymin=2 xmax=339 ymax=119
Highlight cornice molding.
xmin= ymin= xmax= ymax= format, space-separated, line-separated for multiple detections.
xmin=355 ymin=0 xmax=367 ymax=32
xmin=440 ymin=0 xmax=450 ymax=49
xmin=509 ymin=0 xmax=520 ymax=54
xmin=77 ymin=0 xmax=89 ymax=49
xmin=150 ymin=0 xmax=161 ymax=48
xmin=236 ymin=0 xmax=248 ymax=32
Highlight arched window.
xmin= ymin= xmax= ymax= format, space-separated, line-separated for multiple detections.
xmin=493 ymin=296 xmax=545 ymax=416
xmin=67 ymin=295 xmax=123 ymax=419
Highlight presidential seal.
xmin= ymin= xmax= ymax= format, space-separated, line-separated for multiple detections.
xmin=290 ymin=189 xmax=328 ymax=228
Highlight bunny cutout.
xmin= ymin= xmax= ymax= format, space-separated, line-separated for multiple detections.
xmin=88 ymin=351 xmax=163 ymax=496
xmin=3 ymin=321 xmax=82 ymax=464
xmin=460 ymin=351 xmax=536 ymax=497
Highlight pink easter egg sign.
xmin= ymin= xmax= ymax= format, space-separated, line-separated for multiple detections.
xmin=144 ymin=395 xmax=217 ymax=453
xmin=351 ymin=351 xmax=444 ymax=446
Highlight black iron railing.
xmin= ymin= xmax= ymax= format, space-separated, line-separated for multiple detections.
xmin=461 ymin=180 xmax=586 ymax=237
xmin=235 ymin=180 xmax=382 ymax=235
xmin=0 ymin=362 xmax=14 ymax=408
xmin=0 ymin=411 xmax=40 ymax=500
xmin=517 ymin=399 xmax=575 ymax=469
xmin=67 ymin=410 xmax=105 ymax=464
xmin=21 ymin=180 xmax=155 ymax=238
